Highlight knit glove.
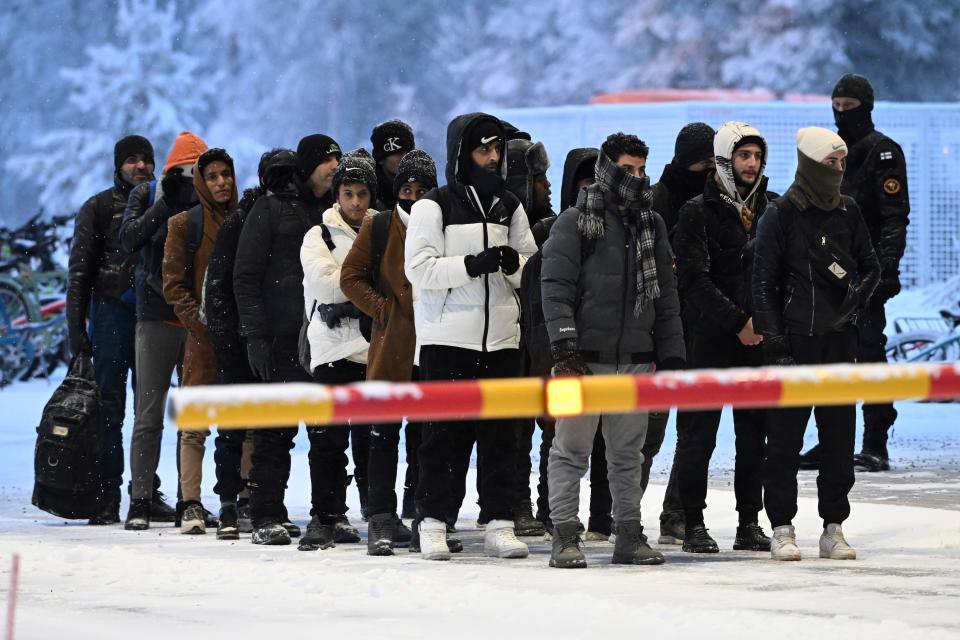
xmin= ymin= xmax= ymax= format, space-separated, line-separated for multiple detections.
xmin=464 ymin=247 xmax=501 ymax=277
xmin=873 ymin=269 xmax=901 ymax=302
xmin=499 ymin=245 xmax=520 ymax=275
xmin=761 ymin=335 xmax=796 ymax=367
xmin=319 ymin=302 xmax=361 ymax=329
xmin=246 ymin=337 xmax=273 ymax=382
xmin=550 ymin=338 xmax=592 ymax=377
xmin=160 ymin=173 xmax=195 ymax=212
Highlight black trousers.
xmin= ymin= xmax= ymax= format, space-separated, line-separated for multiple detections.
xmin=309 ymin=359 xmax=371 ymax=523
xmin=213 ymin=363 xmax=256 ymax=502
xmin=858 ymin=299 xmax=897 ymax=447
xmin=764 ymin=330 xmax=857 ymax=528
xmin=641 ymin=410 xmax=684 ymax=523
xmin=416 ymin=345 xmax=520 ymax=523
xmin=676 ymin=334 xmax=766 ymax=526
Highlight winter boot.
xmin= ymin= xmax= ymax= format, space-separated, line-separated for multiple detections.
xmin=298 ymin=516 xmax=335 ymax=551
xmin=770 ymin=525 xmax=801 ymax=561
xmin=514 ymin=502 xmax=545 ymax=537
xmin=150 ymin=490 xmax=177 ymax=522
xmin=733 ymin=522 xmax=771 ymax=551
xmin=217 ymin=504 xmax=240 ymax=541
xmin=549 ymin=522 xmax=587 ymax=569
xmin=203 ymin=507 xmax=219 ymax=529
xmin=237 ymin=499 xmax=253 ymax=534
xmin=401 ymin=487 xmax=416 ymax=520
xmin=418 ymin=518 xmax=451 ymax=561
xmin=279 ymin=506 xmax=300 ymax=538
xmin=484 ymin=520 xmax=529 ymax=559
xmin=180 ymin=501 xmax=206 ymax=535
xmin=334 ymin=515 xmax=361 ymax=543
xmin=611 ymin=520 xmax=665 ymax=565
xmin=798 ymin=444 xmax=821 ymax=471
xmin=124 ymin=498 xmax=151 ymax=531
xmin=393 ymin=515 xmax=413 ymax=548
xmin=854 ymin=440 xmax=890 ymax=472
xmin=682 ymin=524 xmax=719 ymax=553
xmin=658 ymin=510 xmax=685 ymax=545
xmin=88 ymin=489 xmax=121 ymax=525
xmin=367 ymin=513 xmax=395 ymax=556
xmin=252 ymin=521 xmax=291 ymax=546
xmin=819 ymin=523 xmax=856 ymax=560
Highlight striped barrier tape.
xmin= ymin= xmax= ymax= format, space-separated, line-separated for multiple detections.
xmin=169 ymin=362 xmax=960 ymax=431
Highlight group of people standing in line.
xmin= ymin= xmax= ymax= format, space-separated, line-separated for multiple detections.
xmin=65 ymin=72 xmax=909 ymax=566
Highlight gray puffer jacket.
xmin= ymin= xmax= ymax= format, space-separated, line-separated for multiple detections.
xmin=541 ymin=200 xmax=685 ymax=364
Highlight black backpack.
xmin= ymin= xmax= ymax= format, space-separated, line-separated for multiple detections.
xmin=32 ymin=355 xmax=105 ymax=519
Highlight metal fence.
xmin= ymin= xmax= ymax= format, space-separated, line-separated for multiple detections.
xmin=494 ymin=101 xmax=960 ymax=289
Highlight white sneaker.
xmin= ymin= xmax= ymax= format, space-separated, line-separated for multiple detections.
xmin=419 ymin=518 xmax=451 ymax=561
xmin=483 ymin=520 xmax=529 ymax=559
xmin=819 ymin=523 xmax=857 ymax=560
xmin=770 ymin=525 xmax=801 ymax=561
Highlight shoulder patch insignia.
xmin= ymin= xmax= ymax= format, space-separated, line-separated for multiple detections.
xmin=879 ymin=151 xmax=894 ymax=162
xmin=883 ymin=178 xmax=902 ymax=196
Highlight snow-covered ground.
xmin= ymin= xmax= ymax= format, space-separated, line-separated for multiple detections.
xmin=1 ymin=368 xmax=959 ymax=638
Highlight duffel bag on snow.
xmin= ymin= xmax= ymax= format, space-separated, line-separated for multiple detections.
xmin=32 ymin=354 xmax=105 ymax=519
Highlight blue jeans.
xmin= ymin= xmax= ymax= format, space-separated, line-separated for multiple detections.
xmin=88 ymin=296 xmax=136 ymax=491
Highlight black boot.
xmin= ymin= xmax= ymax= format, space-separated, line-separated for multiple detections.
xmin=252 ymin=521 xmax=291 ymax=546
xmin=798 ymin=444 xmax=821 ymax=470
xmin=549 ymin=522 xmax=586 ymax=569
xmin=334 ymin=514 xmax=361 ymax=543
xmin=280 ymin=506 xmax=301 ymax=538
xmin=855 ymin=430 xmax=891 ymax=472
xmin=393 ymin=515 xmax=413 ymax=548
xmin=150 ymin=490 xmax=177 ymax=523
xmin=682 ymin=524 xmax=719 ymax=553
xmin=88 ymin=489 xmax=121 ymax=525
xmin=217 ymin=504 xmax=240 ymax=541
xmin=514 ymin=501 xmax=545 ymax=537
xmin=298 ymin=516 xmax=335 ymax=551
xmin=124 ymin=498 xmax=151 ymax=531
xmin=367 ymin=513 xmax=395 ymax=556
xmin=611 ymin=520 xmax=664 ymax=565
xmin=733 ymin=522 xmax=771 ymax=551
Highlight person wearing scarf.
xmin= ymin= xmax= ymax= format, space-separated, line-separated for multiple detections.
xmin=541 ymin=132 xmax=685 ymax=568
xmin=752 ymin=127 xmax=879 ymax=562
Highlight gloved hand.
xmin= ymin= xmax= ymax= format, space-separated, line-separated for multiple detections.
xmin=761 ymin=335 xmax=796 ymax=367
xmin=68 ymin=328 xmax=92 ymax=358
xmin=499 ymin=245 xmax=520 ymax=275
xmin=464 ymin=247 xmax=501 ymax=278
xmin=656 ymin=357 xmax=686 ymax=371
xmin=550 ymin=338 xmax=592 ymax=377
xmin=873 ymin=270 xmax=901 ymax=302
xmin=160 ymin=172 xmax=194 ymax=212
xmin=246 ymin=337 xmax=273 ymax=382
xmin=318 ymin=302 xmax=361 ymax=329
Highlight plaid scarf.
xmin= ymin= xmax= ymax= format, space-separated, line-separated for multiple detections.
xmin=577 ymin=151 xmax=661 ymax=316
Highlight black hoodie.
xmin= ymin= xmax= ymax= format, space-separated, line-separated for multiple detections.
xmin=559 ymin=147 xmax=599 ymax=212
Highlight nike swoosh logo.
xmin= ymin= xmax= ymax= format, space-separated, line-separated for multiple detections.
xmin=832 ymin=143 xmax=844 ymax=150
xmin=480 ymin=135 xmax=498 ymax=145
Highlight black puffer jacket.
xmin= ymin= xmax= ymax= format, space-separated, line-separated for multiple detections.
xmin=651 ymin=163 xmax=710 ymax=235
xmin=120 ymin=180 xmax=197 ymax=322
xmin=559 ymin=148 xmax=598 ymax=211
xmin=753 ymin=186 xmax=880 ymax=337
xmin=66 ymin=173 xmax=139 ymax=333
xmin=234 ymin=154 xmax=331 ymax=339
xmin=674 ymin=175 xmax=776 ymax=338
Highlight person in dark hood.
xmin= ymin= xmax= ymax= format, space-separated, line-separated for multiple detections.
xmin=404 ymin=113 xmax=537 ymax=560
xmin=558 ymin=147 xmax=599 ymax=214
xmin=753 ymin=126 xmax=879 ymax=561
xmin=799 ymin=74 xmax=910 ymax=473
xmin=505 ymin=138 xmax=554 ymax=229
xmin=671 ymin=121 xmax=776 ymax=555
xmin=370 ymin=119 xmax=415 ymax=211
xmin=233 ymin=133 xmax=342 ymax=545
xmin=66 ymin=134 xmax=157 ymax=525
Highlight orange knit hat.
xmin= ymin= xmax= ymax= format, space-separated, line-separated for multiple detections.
xmin=163 ymin=131 xmax=208 ymax=173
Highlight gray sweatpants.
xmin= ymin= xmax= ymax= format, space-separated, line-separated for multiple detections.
xmin=548 ymin=362 xmax=652 ymax=526
xmin=129 ymin=320 xmax=186 ymax=500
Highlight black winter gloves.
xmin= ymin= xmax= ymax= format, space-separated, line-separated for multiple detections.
xmin=318 ymin=302 xmax=361 ymax=329
xmin=762 ymin=335 xmax=796 ymax=367
xmin=160 ymin=172 xmax=195 ymax=212
xmin=550 ymin=338 xmax=592 ymax=377
xmin=247 ymin=337 xmax=273 ymax=381
xmin=499 ymin=246 xmax=520 ymax=275
xmin=873 ymin=269 xmax=901 ymax=302
xmin=464 ymin=247 xmax=501 ymax=278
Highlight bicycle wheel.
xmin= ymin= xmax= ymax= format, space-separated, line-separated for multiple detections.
xmin=885 ymin=330 xmax=945 ymax=362
xmin=0 ymin=282 xmax=37 ymax=385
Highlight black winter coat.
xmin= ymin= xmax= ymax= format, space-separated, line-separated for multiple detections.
xmin=674 ymin=176 xmax=776 ymax=338
xmin=752 ymin=186 xmax=880 ymax=338
xmin=651 ymin=163 xmax=710 ymax=236
xmin=559 ymin=148 xmax=599 ymax=211
xmin=66 ymin=174 xmax=138 ymax=333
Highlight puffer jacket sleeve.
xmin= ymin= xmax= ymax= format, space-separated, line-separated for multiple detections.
xmin=233 ymin=197 xmax=273 ymax=338
xmin=651 ymin=212 xmax=685 ymax=362
xmin=506 ymin=200 xmax=538 ymax=289
xmin=341 ymin=215 xmax=387 ymax=322
xmin=302 ymin=225 xmax=348 ymax=305
xmin=404 ymin=198 xmax=473 ymax=291
xmin=540 ymin=207 xmax=582 ymax=345
xmin=847 ymin=198 xmax=881 ymax=305
xmin=162 ymin=213 xmax=205 ymax=337
xmin=120 ymin=183 xmax=175 ymax=253
xmin=66 ymin=194 xmax=103 ymax=336
xmin=751 ymin=201 xmax=786 ymax=337
xmin=674 ymin=199 xmax=749 ymax=336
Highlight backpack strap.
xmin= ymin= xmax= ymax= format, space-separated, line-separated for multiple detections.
xmin=319 ymin=221 xmax=335 ymax=252
xmin=184 ymin=204 xmax=204 ymax=287
xmin=369 ymin=210 xmax=392 ymax=295
xmin=148 ymin=179 xmax=157 ymax=207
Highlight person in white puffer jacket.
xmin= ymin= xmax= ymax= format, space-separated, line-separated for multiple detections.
xmin=297 ymin=151 xmax=378 ymax=552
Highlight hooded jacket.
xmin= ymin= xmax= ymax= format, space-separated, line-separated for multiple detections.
xmin=559 ymin=148 xmax=599 ymax=212
xmin=301 ymin=204 xmax=372 ymax=369
xmin=505 ymin=139 xmax=553 ymax=228
xmin=404 ymin=113 xmax=537 ymax=353
xmin=651 ymin=163 xmax=710 ymax=235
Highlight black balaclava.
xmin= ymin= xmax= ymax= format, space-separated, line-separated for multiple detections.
xmin=832 ymin=73 xmax=875 ymax=145
xmin=460 ymin=119 xmax=505 ymax=203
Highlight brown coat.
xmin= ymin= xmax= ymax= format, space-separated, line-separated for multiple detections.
xmin=340 ymin=208 xmax=416 ymax=382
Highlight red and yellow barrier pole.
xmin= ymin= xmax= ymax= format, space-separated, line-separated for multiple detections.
xmin=169 ymin=362 xmax=960 ymax=431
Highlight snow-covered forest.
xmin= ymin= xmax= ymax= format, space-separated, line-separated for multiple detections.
xmin=1 ymin=0 xmax=958 ymax=222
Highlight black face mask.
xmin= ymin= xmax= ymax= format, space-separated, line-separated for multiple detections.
xmin=675 ymin=166 xmax=709 ymax=198
xmin=464 ymin=162 xmax=505 ymax=201
xmin=795 ymin=150 xmax=843 ymax=211
xmin=397 ymin=198 xmax=415 ymax=214
xmin=834 ymin=105 xmax=874 ymax=145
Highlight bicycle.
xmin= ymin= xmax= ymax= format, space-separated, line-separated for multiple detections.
xmin=885 ymin=310 xmax=960 ymax=363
